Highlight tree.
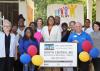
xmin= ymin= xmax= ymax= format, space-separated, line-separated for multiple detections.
xmin=92 ymin=0 xmax=96 ymax=22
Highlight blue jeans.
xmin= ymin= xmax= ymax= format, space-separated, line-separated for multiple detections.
xmin=23 ymin=63 xmax=35 ymax=71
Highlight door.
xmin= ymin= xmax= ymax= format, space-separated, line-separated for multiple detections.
xmin=0 ymin=3 xmax=18 ymax=25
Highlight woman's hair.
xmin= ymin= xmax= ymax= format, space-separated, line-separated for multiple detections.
xmin=61 ymin=22 xmax=68 ymax=28
xmin=29 ymin=22 xmax=37 ymax=32
xmin=12 ymin=24 xmax=18 ymax=28
xmin=3 ymin=19 xmax=12 ymax=27
xmin=92 ymin=21 xmax=100 ymax=30
xmin=29 ymin=22 xmax=36 ymax=26
xmin=18 ymin=14 xmax=25 ymax=21
xmin=23 ymin=27 xmax=36 ymax=40
xmin=11 ymin=24 xmax=18 ymax=31
xmin=69 ymin=21 xmax=76 ymax=25
xmin=3 ymin=19 xmax=12 ymax=32
xmin=47 ymin=16 xmax=55 ymax=26
xmin=61 ymin=22 xmax=70 ymax=34
xmin=36 ymin=18 xmax=43 ymax=25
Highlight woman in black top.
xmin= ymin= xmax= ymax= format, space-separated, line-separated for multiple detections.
xmin=0 ymin=19 xmax=17 ymax=71
xmin=61 ymin=22 xmax=70 ymax=42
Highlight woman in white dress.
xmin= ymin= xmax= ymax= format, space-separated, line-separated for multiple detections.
xmin=36 ymin=18 xmax=43 ymax=33
xmin=42 ymin=16 xmax=61 ymax=71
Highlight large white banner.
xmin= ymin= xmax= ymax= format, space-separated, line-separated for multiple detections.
xmin=47 ymin=4 xmax=84 ymax=25
xmin=40 ymin=42 xmax=77 ymax=67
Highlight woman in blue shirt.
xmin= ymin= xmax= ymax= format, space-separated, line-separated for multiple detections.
xmin=19 ymin=27 xmax=39 ymax=71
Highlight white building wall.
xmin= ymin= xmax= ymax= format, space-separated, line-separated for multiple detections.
xmin=96 ymin=0 xmax=100 ymax=21
xmin=19 ymin=0 xmax=34 ymax=26
xmin=19 ymin=1 xmax=28 ymax=26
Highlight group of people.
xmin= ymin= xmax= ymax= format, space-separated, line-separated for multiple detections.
xmin=0 ymin=14 xmax=100 ymax=71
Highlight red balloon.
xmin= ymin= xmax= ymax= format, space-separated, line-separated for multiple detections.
xmin=27 ymin=45 xmax=37 ymax=56
xmin=82 ymin=40 xmax=93 ymax=52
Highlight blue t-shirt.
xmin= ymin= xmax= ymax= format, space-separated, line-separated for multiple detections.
xmin=19 ymin=38 xmax=39 ymax=54
xmin=67 ymin=31 xmax=93 ymax=53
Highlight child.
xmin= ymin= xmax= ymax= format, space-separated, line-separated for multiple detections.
xmin=19 ymin=27 xmax=39 ymax=71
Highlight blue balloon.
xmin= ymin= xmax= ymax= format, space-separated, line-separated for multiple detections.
xmin=89 ymin=48 xmax=100 ymax=58
xmin=20 ymin=53 xmax=31 ymax=64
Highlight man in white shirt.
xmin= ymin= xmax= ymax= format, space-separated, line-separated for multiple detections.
xmin=55 ymin=16 xmax=62 ymax=32
xmin=82 ymin=19 xmax=93 ymax=34
xmin=55 ymin=16 xmax=60 ymax=26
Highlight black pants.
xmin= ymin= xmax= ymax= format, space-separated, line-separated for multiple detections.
xmin=0 ymin=57 xmax=14 ymax=71
xmin=74 ymin=54 xmax=90 ymax=71
xmin=74 ymin=61 xmax=90 ymax=71
xmin=14 ymin=59 xmax=23 ymax=71
xmin=92 ymin=58 xmax=100 ymax=71
xmin=79 ymin=60 xmax=90 ymax=71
